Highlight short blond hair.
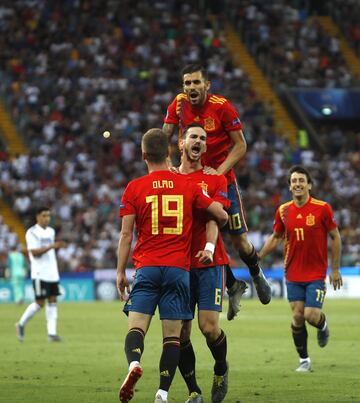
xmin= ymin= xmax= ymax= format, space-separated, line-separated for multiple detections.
xmin=141 ymin=128 xmax=169 ymax=163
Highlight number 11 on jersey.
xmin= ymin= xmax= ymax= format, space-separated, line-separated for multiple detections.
xmin=294 ymin=227 xmax=304 ymax=241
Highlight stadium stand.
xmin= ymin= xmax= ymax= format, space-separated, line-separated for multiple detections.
xmin=330 ymin=0 xmax=360 ymax=58
xmin=228 ymin=0 xmax=359 ymax=88
xmin=0 ymin=0 xmax=359 ymax=271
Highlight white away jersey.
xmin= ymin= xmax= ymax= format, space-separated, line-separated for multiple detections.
xmin=26 ymin=224 xmax=59 ymax=281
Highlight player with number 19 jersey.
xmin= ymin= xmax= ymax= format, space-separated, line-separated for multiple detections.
xmin=189 ymin=170 xmax=230 ymax=269
xmin=273 ymin=197 xmax=338 ymax=282
xmin=119 ymin=170 xmax=214 ymax=271
xmin=164 ymin=93 xmax=243 ymax=185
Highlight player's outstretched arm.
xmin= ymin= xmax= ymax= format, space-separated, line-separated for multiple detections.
xmin=117 ymin=214 xmax=135 ymax=300
xmin=162 ymin=123 xmax=176 ymax=139
xmin=329 ymin=227 xmax=343 ymax=290
xmin=258 ymin=232 xmax=283 ymax=260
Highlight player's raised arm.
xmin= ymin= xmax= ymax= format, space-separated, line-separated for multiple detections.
xmin=329 ymin=227 xmax=343 ymax=290
xmin=258 ymin=231 xmax=283 ymax=260
xmin=116 ymin=214 xmax=135 ymax=300
xmin=162 ymin=122 xmax=176 ymax=139
xmin=216 ymin=129 xmax=247 ymax=176
xmin=162 ymin=123 xmax=178 ymax=166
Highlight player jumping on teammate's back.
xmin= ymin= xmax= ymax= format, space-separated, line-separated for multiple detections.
xmin=163 ymin=63 xmax=271 ymax=318
xmin=259 ymin=165 xmax=342 ymax=372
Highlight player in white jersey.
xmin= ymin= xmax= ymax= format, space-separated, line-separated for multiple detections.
xmin=15 ymin=207 xmax=65 ymax=342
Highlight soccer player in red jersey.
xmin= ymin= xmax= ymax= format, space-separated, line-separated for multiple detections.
xmin=177 ymin=124 xmax=239 ymax=403
xmin=163 ymin=63 xmax=271 ymax=320
xmin=259 ymin=165 xmax=342 ymax=372
xmin=116 ymin=128 xmax=228 ymax=403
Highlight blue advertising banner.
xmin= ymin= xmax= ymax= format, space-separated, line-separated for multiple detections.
xmin=291 ymin=88 xmax=360 ymax=119
xmin=1 ymin=267 xmax=359 ymax=303
xmin=0 ymin=277 xmax=95 ymax=303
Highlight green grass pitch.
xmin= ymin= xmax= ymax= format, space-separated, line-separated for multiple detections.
xmin=0 ymin=299 xmax=359 ymax=402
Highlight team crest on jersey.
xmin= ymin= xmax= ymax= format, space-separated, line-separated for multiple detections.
xmin=306 ymin=214 xmax=315 ymax=226
xmin=197 ymin=180 xmax=209 ymax=196
xmin=204 ymin=117 xmax=215 ymax=131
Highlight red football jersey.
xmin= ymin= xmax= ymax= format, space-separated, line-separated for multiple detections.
xmin=273 ymin=197 xmax=338 ymax=282
xmin=164 ymin=93 xmax=243 ymax=184
xmin=187 ymin=170 xmax=231 ymax=269
xmin=119 ymin=170 xmax=213 ymax=270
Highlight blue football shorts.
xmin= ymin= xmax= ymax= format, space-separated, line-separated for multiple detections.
xmin=123 ymin=266 xmax=192 ymax=320
xmin=286 ymin=280 xmax=327 ymax=309
xmin=223 ymin=179 xmax=248 ymax=235
xmin=189 ymin=265 xmax=226 ymax=317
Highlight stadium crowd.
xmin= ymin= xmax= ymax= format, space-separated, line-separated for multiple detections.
xmin=0 ymin=0 xmax=359 ymax=272
xmin=330 ymin=0 xmax=360 ymax=58
xmin=227 ymin=0 xmax=359 ymax=88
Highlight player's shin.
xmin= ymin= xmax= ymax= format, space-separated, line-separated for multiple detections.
xmin=124 ymin=328 xmax=145 ymax=366
xmin=313 ymin=312 xmax=326 ymax=329
xmin=291 ymin=323 xmax=309 ymax=359
xmin=46 ymin=302 xmax=58 ymax=336
xmin=159 ymin=337 xmax=181 ymax=392
xmin=206 ymin=330 xmax=227 ymax=375
xmin=178 ymin=339 xmax=202 ymax=395
xmin=238 ymin=244 xmax=260 ymax=277
xmin=19 ymin=302 xmax=41 ymax=326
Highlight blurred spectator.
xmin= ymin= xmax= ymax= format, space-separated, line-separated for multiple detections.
xmin=229 ymin=0 xmax=358 ymax=88
xmin=331 ymin=0 xmax=360 ymax=57
xmin=6 ymin=244 xmax=28 ymax=304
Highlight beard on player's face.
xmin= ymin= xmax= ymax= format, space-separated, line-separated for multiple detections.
xmin=187 ymin=88 xmax=207 ymax=105
xmin=184 ymin=146 xmax=201 ymax=162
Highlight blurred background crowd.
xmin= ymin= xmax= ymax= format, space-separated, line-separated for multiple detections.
xmin=0 ymin=0 xmax=359 ymax=274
